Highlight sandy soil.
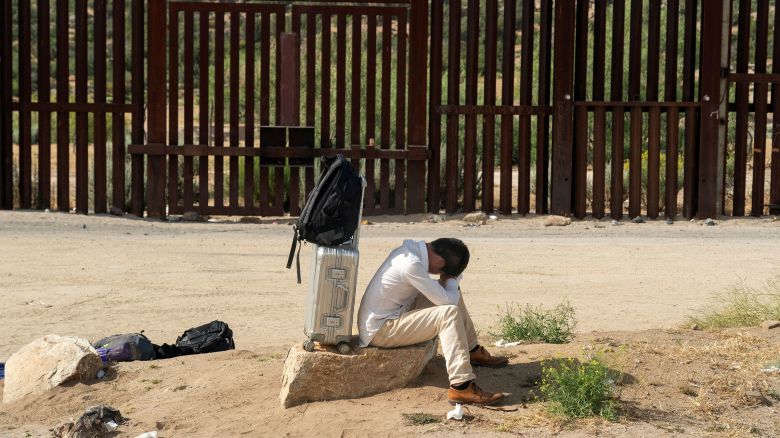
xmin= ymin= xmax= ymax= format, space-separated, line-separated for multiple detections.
xmin=1 ymin=211 xmax=780 ymax=437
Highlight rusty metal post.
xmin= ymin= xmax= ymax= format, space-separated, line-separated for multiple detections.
xmin=146 ymin=0 xmax=167 ymax=218
xmin=697 ymin=0 xmax=726 ymax=219
xmin=0 ymin=0 xmax=10 ymax=209
xmin=550 ymin=0 xmax=576 ymax=216
xmin=280 ymin=33 xmax=299 ymax=127
xmin=406 ymin=0 xmax=428 ymax=214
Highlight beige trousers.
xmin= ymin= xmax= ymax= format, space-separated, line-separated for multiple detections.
xmin=370 ymin=292 xmax=478 ymax=385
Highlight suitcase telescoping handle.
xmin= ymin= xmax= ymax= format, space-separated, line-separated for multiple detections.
xmin=351 ymin=177 xmax=367 ymax=249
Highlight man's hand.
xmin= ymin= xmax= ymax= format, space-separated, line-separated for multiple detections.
xmin=438 ymin=273 xmax=455 ymax=286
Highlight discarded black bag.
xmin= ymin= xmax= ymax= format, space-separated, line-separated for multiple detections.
xmin=174 ymin=320 xmax=235 ymax=355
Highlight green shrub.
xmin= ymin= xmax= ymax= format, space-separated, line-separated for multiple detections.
xmin=539 ymin=357 xmax=617 ymax=420
xmin=687 ymin=279 xmax=780 ymax=329
xmin=490 ymin=302 xmax=576 ymax=344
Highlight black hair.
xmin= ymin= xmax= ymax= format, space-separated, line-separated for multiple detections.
xmin=431 ymin=238 xmax=470 ymax=277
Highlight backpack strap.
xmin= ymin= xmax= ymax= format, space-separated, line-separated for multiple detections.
xmin=295 ymin=241 xmax=302 ymax=284
xmin=286 ymin=226 xmax=298 ymax=270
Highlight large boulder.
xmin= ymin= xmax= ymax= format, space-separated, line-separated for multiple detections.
xmin=280 ymin=340 xmax=437 ymax=408
xmin=3 ymin=335 xmax=103 ymax=404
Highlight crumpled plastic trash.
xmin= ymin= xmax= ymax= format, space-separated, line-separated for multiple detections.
xmin=446 ymin=403 xmax=463 ymax=421
xmin=494 ymin=339 xmax=524 ymax=348
xmin=50 ymin=405 xmax=124 ymax=438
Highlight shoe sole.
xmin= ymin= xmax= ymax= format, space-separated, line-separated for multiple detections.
xmin=448 ymin=397 xmax=504 ymax=406
xmin=470 ymin=361 xmax=509 ymax=369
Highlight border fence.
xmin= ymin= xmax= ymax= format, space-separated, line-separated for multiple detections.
xmin=1 ymin=0 xmax=778 ymax=219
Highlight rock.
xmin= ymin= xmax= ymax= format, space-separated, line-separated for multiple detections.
xmin=430 ymin=214 xmax=445 ymax=223
xmin=542 ymin=216 xmax=571 ymax=227
xmin=690 ymin=324 xmax=702 ymax=331
xmin=760 ymin=320 xmax=780 ymax=330
xmin=109 ymin=206 xmax=124 ymax=216
xmin=463 ymin=212 xmax=488 ymax=224
xmin=704 ymin=218 xmax=716 ymax=226
xmin=3 ymin=335 xmax=102 ymax=403
xmin=181 ymin=211 xmax=204 ymax=222
xmin=361 ymin=220 xmax=373 ymax=226
xmin=666 ymin=218 xmax=674 ymax=225
xmin=632 ymin=216 xmax=645 ymax=224
xmin=279 ymin=340 xmax=437 ymax=408
xmin=610 ymin=219 xmax=620 ymax=226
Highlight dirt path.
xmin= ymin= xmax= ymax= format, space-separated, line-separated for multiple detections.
xmin=2 ymin=211 xmax=780 ymax=436
xmin=1 ymin=211 xmax=779 ymax=359
xmin=2 ymin=329 xmax=779 ymax=437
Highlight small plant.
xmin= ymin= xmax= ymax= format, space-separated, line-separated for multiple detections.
xmin=539 ymin=357 xmax=617 ymax=420
xmin=401 ymin=412 xmax=440 ymax=426
xmin=490 ymin=302 xmax=576 ymax=344
xmin=686 ymin=278 xmax=780 ymax=329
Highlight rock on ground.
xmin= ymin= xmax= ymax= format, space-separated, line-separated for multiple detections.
xmin=542 ymin=216 xmax=571 ymax=227
xmin=3 ymin=335 xmax=102 ymax=404
xmin=463 ymin=212 xmax=488 ymax=224
xmin=279 ymin=340 xmax=437 ymax=408
xmin=181 ymin=211 xmax=204 ymax=222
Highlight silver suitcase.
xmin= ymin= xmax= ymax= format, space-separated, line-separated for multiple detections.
xmin=302 ymin=177 xmax=366 ymax=354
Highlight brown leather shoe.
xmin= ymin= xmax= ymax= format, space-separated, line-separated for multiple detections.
xmin=470 ymin=345 xmax=509 ymax=368
xmin=448 ymin=381 xmax=505 ymax=406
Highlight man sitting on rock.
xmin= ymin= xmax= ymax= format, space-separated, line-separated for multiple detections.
xmin=357 ymin=238 xmax=508 ymax=405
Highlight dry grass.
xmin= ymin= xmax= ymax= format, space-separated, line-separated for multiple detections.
xmin=687 ymin=279 xmax=780 ymax=329
xmin=630 ymin=331 xmax=780 ymax=421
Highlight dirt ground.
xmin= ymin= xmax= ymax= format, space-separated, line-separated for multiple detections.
xmin=1 ymin=211 xmax=780 ymax=437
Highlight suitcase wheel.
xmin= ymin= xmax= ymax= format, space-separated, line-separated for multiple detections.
xmin=337 ymin=342 xmax=351 ymax=355
xmin=303 ymin=339 xmax=315 ymax=352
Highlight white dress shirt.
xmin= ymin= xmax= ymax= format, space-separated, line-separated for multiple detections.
xmin=357 ymin=240 xmax=461 ymax=347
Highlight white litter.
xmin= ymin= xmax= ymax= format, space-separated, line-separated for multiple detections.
xmin=134 ymin=432 xmax=158 ymax=438
xmin=761 ymin=366 xmax=780 ymax=374
xmin=104 ymin=420 xmax=119 ymax=431
xmin=494 ymin=339 xmax=523 ymax=348
xmin=446 ymin=403 xmax=463 ymax=421
xmin=96 ymin=369 xmax=106 ymax=379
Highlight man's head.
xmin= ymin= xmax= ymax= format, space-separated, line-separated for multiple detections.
xmin=427 ymin=238 xmax=470 ymax=277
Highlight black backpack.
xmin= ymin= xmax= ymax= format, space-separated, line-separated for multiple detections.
xmin=286 ymin=154 xmax=363 ymax=283
xmin=174 ymin=320 xmax=235 ymax=355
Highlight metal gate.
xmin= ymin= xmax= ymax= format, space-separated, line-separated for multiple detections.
xmin=129 ymin=0 xmax=429 ymax=217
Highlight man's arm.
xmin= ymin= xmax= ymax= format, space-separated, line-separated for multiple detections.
xmin=405 ymin=263 xmax=460 ymax=305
